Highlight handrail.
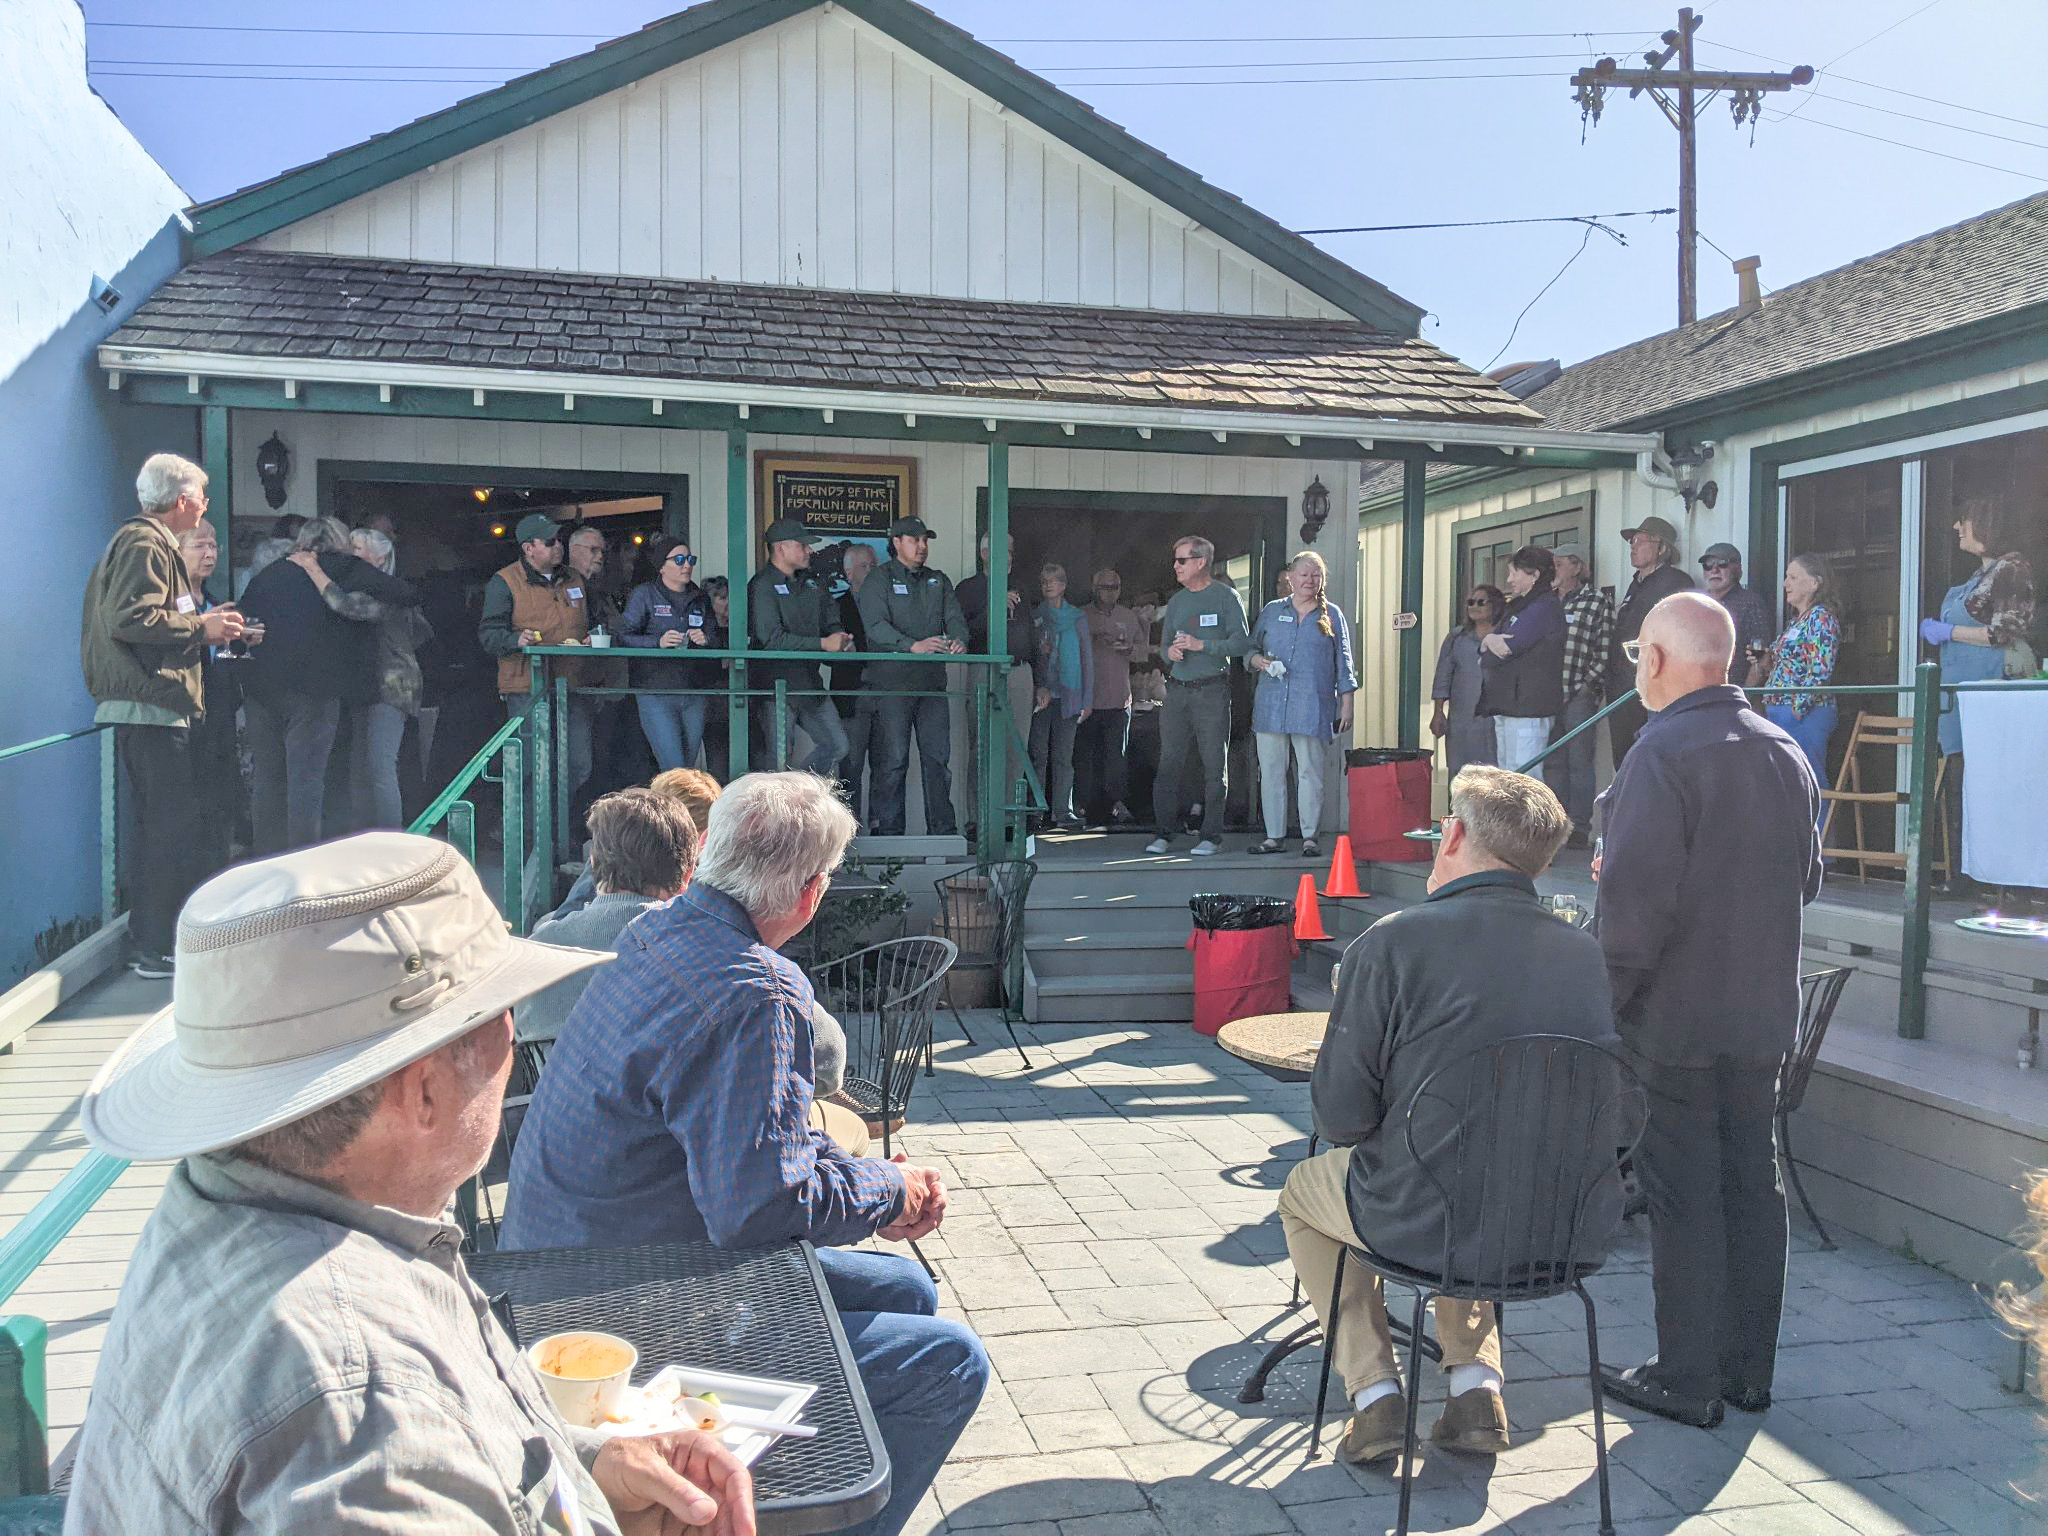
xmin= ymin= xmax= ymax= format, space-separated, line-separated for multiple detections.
xmin=0 ymin=722 xmax=107 ymax=767
xmin=1508 ymin=690 xmax=1637 ymax=776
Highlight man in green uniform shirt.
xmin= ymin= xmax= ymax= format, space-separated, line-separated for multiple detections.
xmin=856 ymin=516 xmax=968 ymax=835
xmin=1146 ymin=534 xmax=1251 ymax=856
xmin=747 ymin=517 xmax=852 ymax=777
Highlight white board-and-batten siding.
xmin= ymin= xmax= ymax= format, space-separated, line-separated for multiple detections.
xmin=251 ymin=7 xmax=1344 ymax=320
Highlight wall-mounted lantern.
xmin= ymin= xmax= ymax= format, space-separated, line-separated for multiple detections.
xmin=1299 ymin=475 xmax=1331 ymax=545
xmin=255 ymin=433 xmax=292 ymax=510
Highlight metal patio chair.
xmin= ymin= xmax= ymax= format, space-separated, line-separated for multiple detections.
xmin=932 ymin=860 xmax=1036 ymax=1071
xmin=808 ymin=936 xmax=957 ymax=1160
xmin=1306 ymin=1034 xmax=1645 ymax=1536
xmin=1780 ymin=966 xmax=1852 ymax=1248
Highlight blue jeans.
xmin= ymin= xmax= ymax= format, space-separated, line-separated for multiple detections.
xmin=636 ymin=692 xmax=708 ymax=772
xmin=815 ymin=1247 xmax=989 ymax=1536
xmin=872 ymin=693 xmax=957 ymax=836
xmin=1765 ymin=700 xmax=1836 ymax=790
xmin=755 ymin=693 xmax=851 ymax=779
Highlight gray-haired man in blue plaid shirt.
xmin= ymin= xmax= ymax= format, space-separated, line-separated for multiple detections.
xmin=504 ymin=772 xmax=986 ymax=1536
xmin=1547 ymin=544 xmax=1615 ymax=846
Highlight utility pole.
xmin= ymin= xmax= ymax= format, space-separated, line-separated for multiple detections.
xmin=1571 ymin=9 xmax=1812 ymax=325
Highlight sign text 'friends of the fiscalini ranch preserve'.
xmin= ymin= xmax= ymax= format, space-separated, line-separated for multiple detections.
xmin=768 ymin=469 xmax=903 ymax=534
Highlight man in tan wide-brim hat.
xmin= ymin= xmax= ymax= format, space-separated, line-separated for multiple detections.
xmin=68 ymin=831 xmax=756 ymax=1536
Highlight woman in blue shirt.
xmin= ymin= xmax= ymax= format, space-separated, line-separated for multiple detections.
xmin=1029 ymin=562 xmax=1093 ymax=829
xmin=1248 ymin=551 xmax=1357 ymax=858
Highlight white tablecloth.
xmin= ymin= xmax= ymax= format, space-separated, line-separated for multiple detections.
xmin=1958 ymin=690 xmax=2048 ymax=886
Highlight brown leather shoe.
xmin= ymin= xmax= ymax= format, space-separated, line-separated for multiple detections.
xmin=1338 ymin=1394 xmax=1409 ymax=1465
xmin=1430 ymin=1388 xmax=1511 ymax=1455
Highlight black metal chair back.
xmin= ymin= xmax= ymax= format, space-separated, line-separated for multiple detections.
xmin=808 ymin=935 xmax=957 ymax=1157
xmin=1368 ymin=1033 xmax=1648 ymax=1302
xmin=933 ymin=860 xmax=1037 ymax=1068
xmin=1780 ymin=967 xmax=1850 ymax=1117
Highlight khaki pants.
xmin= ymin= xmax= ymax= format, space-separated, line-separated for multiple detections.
xmin=1278 ymin=1146 xmax=1501 ymax=1396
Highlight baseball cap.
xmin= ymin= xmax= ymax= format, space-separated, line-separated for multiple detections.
xmin=1552 ymin=542 xmax=1588 ymax=567
xmin=1698 ymin=542 xmax=1742 ymax=567
xmin=515 ymin=512 xmax=561 ymax=545
xmin=81 ymin=833 xmax=607 ymax=1163
xmin=888 ymin=517 xmax=936 ymax=540
xmin=763 ymin=517 xmax=816 ymax=546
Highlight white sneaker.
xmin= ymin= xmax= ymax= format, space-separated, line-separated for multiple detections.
xmin=1144 ymin=838 xmax=1171 ymax=855
xmin=1191 ymin=839 xmax=1220 ymax=856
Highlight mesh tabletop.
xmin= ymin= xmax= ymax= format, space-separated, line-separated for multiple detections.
xmin=470 ymin=1241 xmax=888 ymax=1535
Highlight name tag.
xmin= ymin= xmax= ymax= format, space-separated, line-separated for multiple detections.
xmin=774 ymin=583 xmax=790 ymax=596
xmin=894 ymin=583 xmax=911 ymax=596
xmin=653 ymin=604 xmax=672 ymax=617
xmin=1275 ymin=612 xmax=1294 ymax=624
xmin=1198 ymin=613 xmax=1219 ymax=628
xmin=566 ymin=587 xmax=583 ymax=602
xmin=175 ymin=594 xmax=197 ymax=614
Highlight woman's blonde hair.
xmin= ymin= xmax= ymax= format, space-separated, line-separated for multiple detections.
xmin=1289 ymin=551 xmax=1335 ymax=638
xmin=648 ymin=766 xmax=722 ymax=837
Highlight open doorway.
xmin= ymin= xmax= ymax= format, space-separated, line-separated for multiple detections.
xmin=305 ymin=461 xmax=689 ymax=811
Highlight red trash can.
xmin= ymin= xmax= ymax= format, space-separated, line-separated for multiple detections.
xmin=1185 ymin=894 xmax=1297 ymax=1036
xmin=1346 ymin=748 xmax=1435 ymax=861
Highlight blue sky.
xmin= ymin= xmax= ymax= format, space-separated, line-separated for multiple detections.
xmin=82 ymin=0 xmax=2048 ymax=368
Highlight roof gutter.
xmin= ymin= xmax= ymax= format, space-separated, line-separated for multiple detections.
xmin=97 ymin=344 xmax=1660 ymax=461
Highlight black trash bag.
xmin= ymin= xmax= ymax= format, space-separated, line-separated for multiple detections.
xmin=1189 ymin=892 xmax=1294 ymax=931
xmin=1345 ymin=746 xmax=1433 ymax=769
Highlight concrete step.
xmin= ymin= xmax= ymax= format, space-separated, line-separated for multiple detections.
xmin=1025 ymin=929 xmax=1194 ymax=979
xmin=1030 ymin=971 xmax=1195 ymax=1024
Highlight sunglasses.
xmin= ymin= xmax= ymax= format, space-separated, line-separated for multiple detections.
xmin=1172 ymin=555 xmax=1202 ymax=565
xmin=1702 ymin=561 xmax=1734 ymax=573
xmin=668 ymin=552 xmax=698 ymax=567
xmin=1465 ymin=597 xmax=1493 ymax=608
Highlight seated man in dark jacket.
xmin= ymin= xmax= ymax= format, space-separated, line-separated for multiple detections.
xmin=1280 ymin=765 xmax=1619 ymax=1466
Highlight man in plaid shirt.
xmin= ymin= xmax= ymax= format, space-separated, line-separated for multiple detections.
xmin=504 ymin=772 xmax=987 ymax=1536
xmin=1547 ymin=544 xmax=1613 ymax=846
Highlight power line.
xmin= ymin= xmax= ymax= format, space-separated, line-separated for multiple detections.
xmin=1704 ymin=41 xmax=2048 ymax=133
xmin=1485 ymin=224 xmax=1600 ymax=371
xmin=1766 ymin=108 xmax=2048 ymax=180
xmin=90 ymin=67 xmax=1572 ymax=87
xmin=82 ymin=20 xmax=1655 ymax=43
xmin=83 ymin=51 xmax=1627 ymax=74
xmin=1777 ymin=0 xmax=1947 ymax=122
xmin=1296 ymin=208 xmax=1673 ymax=235
xmin=1799 ymin=95 xmax=2048 ymax=154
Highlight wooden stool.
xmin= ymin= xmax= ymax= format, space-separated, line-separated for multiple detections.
xmin=1819 ymin=711 xmax=1950 ymax=882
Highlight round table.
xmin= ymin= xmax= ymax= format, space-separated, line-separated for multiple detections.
xmin=1215 ymin=1010 xmax=1328 ymax=1083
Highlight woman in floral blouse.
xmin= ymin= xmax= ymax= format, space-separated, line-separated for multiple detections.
xmin=1747 ymin=552 xmax=1839 ymax=788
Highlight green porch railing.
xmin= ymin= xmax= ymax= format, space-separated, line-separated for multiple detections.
xmin=521 ymin=646 xmax=1035 ymax=864
xmin=0 ymin=725 xmax=120 ymax=938
xmin=406 ymin=708 xmax=533 ymax=933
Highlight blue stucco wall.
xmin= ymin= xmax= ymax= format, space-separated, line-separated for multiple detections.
xmin=1 ymin=2 xmax=191 ymax=984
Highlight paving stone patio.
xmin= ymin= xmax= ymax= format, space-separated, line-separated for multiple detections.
xmin=878 ymin=1015 xmax=2046 ymax=1536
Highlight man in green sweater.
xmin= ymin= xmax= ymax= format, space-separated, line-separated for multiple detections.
xmin=1146 ymin=535 xmax=1251 ymax=856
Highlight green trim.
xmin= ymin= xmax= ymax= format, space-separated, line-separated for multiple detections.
xmin=1438 ymin=486 xmax=1592 ymax=540
xmin=974 ymin=487 xmax=1289 ymax=521
xmin=1396 ymin=462 xmax=1427 ymax=752
xmin=199 ymin=406 xmax=232 ymax=593
xmin=312 ymin=458 xmax=689 ymax=534
xmin=125 ymin=372 xmax=1615 ymax=470
xmin=1360 ymin=464 xmax=1586 ymax=518
xmin=183 ymin=0 xmax=1419 ymax=330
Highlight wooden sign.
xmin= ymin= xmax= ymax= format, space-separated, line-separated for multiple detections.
xmin=755 ymin=453 xmax=916 ymax=540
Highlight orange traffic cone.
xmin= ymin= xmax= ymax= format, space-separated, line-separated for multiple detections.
xmin=1323 ymin=834 xmax=1368 ymax=899
xmin=1292 ymin=874 xmax=1331 ymax=942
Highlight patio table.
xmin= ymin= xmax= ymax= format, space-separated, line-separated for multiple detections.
xmin=470 ymin=1239 xmax=889 ymax=1535
xmin=1216 ymin=1010 xmax=1328 ymax=1082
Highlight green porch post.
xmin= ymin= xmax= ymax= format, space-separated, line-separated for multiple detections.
xmin=1396 ymin=458 xmax=1426 ymax=751
xmin=982 ymin=439 xmax=1010 ymax=862
xmin=726 ymin=428 xmax=750 ymax=781
xmin=199 ymin=406 xmax=232 ymax=595
xmin=1897 ymin=659 xmax=1942 ymax=1040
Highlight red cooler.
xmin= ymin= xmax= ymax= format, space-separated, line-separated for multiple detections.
xmin=1346 ymin=748 xmax=1435 ymax=861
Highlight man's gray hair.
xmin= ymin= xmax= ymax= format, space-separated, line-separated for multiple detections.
xmin=351 ymin=527 xmax=395 ymax=573
xmin=135 ymin=453 xmax=206 ymax=516
xmin=1448 ymin=765 xmax=1570 ymax=879
xmin=569 ymin=525 xmax=605 ymax=548
xmin=695 ymin=772 xmax=856 ymax=919
xmin=294 ymin=516 xmax=353 ymax=555
xmin=1174 ymin=534 xmax=1215 ymax=566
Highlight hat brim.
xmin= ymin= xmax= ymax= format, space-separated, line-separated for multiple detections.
xmin=80 ymin=936 xmax=609 ymax=1164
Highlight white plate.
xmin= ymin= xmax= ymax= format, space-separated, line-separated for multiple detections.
xmin=592 ymin=1364 xmax=818 ymax=1468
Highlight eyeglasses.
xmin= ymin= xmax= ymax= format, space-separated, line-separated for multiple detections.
xmin=1172 ymin=555 xmax=1202 ymax=565
xmin=1465 ymin=597 xmax=1493 ymax=608
xmin=1621 ymin=639 xmax=1645 ymax=663
xmin=668 ymin=552 xmax=698 ymax=567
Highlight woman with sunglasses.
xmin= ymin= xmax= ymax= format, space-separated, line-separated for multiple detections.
xmin=1431 ymin=585 xmax=1503 ymax=779
xmin=621 ymin=539 xmax=716 ymax=771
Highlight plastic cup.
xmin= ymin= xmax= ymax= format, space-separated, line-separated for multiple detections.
xmin=529 ymin=1331 xmax=638 ymax=1428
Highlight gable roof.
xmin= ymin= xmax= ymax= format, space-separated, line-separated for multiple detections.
xmin=109 ymin=249 xmax=1536 ymax=424
xmin=185 ymin=0 xmax=1423 ymax=334
xmin=1525 ymin=190 xmax=2048 ymax=434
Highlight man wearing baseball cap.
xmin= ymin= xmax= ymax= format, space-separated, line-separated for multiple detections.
xmin=855 ymin=517 xmax=968 ymax=835
xmin=67 ymin=832 xmax=755 ymax=1535
xmin=1697 ymin=542 xmax=1772 ymax=683
xmin=747 ymin=517 xmax=853 ymax=777
xmin=1605 ymin=515 xmax=1694 ymax=764
xmin=479 ymin=511 xmax=599 ymax=805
